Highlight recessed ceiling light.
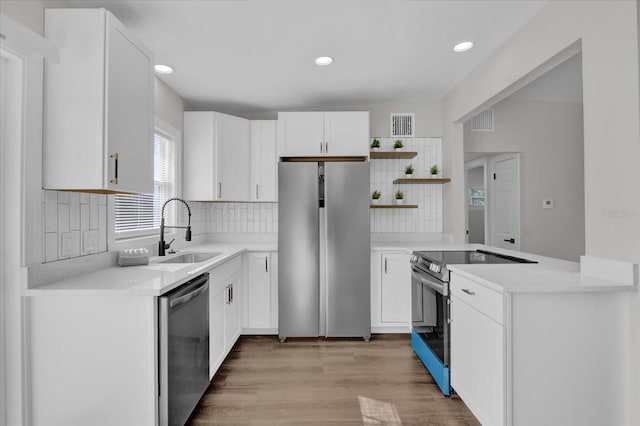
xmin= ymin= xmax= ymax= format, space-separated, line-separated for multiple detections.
xmin=453 ymin=41 xmax=474 ymax=53
xmin=154 ymin=64 xmax=174 ymax=74
xmin=315 ymin=56 xmax=334 ymax=66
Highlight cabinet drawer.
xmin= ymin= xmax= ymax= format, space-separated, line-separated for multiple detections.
xmin=450 ymin=273 xmax=504 ymax=324
xmin=210 ymin=256 xmax=242 ymax=287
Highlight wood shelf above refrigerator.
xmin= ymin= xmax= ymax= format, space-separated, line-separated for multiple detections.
xmin=393 ymin=178 xmax=451 ymax=184
xmin=370 ymin=204 xmax=418 ymax=209
xmin=370 ymin=151 xmax=418 ymax=159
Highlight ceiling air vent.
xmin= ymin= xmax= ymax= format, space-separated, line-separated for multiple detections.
xmin=471 ymin=109 xmax=494 ymax=131
xmin=390 ymin=113 xmax=415 ymax=137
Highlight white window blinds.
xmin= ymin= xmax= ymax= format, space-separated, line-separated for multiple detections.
xmin=115 ymin=132 xmax=171 ymax=233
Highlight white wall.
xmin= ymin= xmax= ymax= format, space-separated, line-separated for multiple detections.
xmin=464 ymin=98 xmax=585 ymax=262
xmin=245 ymin=98 xmax=443 ymax=138
xmin=442 ymin=1 xmax=640 ymax=422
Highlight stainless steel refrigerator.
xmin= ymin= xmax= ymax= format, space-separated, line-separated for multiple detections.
xmin=278 ymin=161 xmax=371 ymax=341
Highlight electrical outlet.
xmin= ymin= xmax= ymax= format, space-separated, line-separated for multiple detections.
xmin=543 ymin=199 xmax=554 ymax=209
xmin=83 ymin=230 xmax=99 ymax=253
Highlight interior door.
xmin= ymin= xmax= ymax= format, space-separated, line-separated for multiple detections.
xmin=490 ymin=154 xmax=520 ymax=250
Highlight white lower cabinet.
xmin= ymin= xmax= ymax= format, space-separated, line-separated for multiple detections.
xmin=370 ymin=251 xmax=411 ymax=332
xmin=450 ymin=276 xmax=505 ymax=426
xmin=209 ymin=256 xmax=243 ymax=378
xmin=243 ymin=251 xmax=278 ymax=334
xmin=450 ymin=271 xmax=628 ymax=426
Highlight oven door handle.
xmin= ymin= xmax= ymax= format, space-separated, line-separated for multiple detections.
xmin=411 ymin=266 xmax=447 ymax=296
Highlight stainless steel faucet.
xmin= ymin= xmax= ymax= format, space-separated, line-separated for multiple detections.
xmin=158 ymin=197 xmax=192 ymax=256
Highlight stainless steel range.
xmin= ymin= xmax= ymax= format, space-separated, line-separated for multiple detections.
xmin=410 ymin=250 xmax=536 ymax=396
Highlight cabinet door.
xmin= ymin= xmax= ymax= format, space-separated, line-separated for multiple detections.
xmin=250 ymin=121 xmax=278 ymax=201
xmin=105 ymin=14 xmax=153 ymax=193
xmin=43 ymin=9 xmax=154 ymax=193
xmin=217 ymin=114 xmax=250 ymax=201
xmin=224 ymin=272 xmax=242 ymax=350
xmin=247 ymin=252 xmax=272 ymax=329
xmin=184 ymin=112 xmax=217 ymax=200
xmin=380 ymin=253 xmax=411 ymax=324
xmin=277 ymin=112 xmax=324 ymax=156
xmin=451 ymin=295 xmax=505 ymax=426
xmin=210 ymin=282 xmax=226 ymax=378
xmin=323 ymin=112 xmax=369 ymax=157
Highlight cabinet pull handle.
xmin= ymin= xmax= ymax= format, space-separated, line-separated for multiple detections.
xmin=218 ymin=182 xmax=222 ymax=198
xmin=320 ymin=142 xmax=323 ymax=153
xmin=265 ymin=256 xmax=268 ymax=272
xmin=462 ymin=288 xmax=475 ymax=296
xmin=226 ymin=284 xmax=232 ymax=304
xmin=256 ymin=184 xmax=259 ymax=199
xmin=384 ymin=258 xmax=388 ymax=274
xmin=109 ymin=153 xmax=119 ymax=184
xmin=230 ymin=284 xmax=233 ymax=303
xmin=325 ymin=142 xmax=328 ymax=153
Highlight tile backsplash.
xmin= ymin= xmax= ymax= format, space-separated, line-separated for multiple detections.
xmin=204 ymin=202 xmax=278 ymax=234
xmin=43 ymin=190 xmax=108 ymax=262
xmin=41 ymin=138 xmax=442 ymax=263
xmin=370 ymin=137 xmax=443 ymax=233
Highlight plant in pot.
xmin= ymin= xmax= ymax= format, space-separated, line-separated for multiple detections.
xmin=430 ymin=164 xmax=439 ymax=177
xmin=393 ymin=140 xmax=404 ymax=151
xmin=371 ymin=139 xmax=381 ymax=151
xmin=404 ymin=164 xmax=414 ymax=178
xmin=371 ymin=190 xmax=381 ymax=204
xmin=395 ymin=190 xmax=404 ymax=205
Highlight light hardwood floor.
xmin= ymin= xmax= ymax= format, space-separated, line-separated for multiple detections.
xmin=190 ymin=334 xmax=480 ymax=425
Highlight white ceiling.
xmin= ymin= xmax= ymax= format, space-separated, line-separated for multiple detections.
xmin=70 ymin=0 xmax=547 ymax=117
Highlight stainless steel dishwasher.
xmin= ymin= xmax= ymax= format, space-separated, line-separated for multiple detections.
xmin=159 ymin=273 xmax=209 ymax=426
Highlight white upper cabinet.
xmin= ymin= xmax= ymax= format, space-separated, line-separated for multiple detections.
xmin=323 ymin=112 xmax=370 ymax=156
xmin=250 ymin=121 xmax=278 ymax=202
xmin=43 ymin=9 xmax=154 ymax=194
xmin=183 ymin=111 xmax=250 ymax=201
xmin=277 ymin=111 xmax=369 ymax=157
xmin=217 ymin=113 xmax=250 ymax=201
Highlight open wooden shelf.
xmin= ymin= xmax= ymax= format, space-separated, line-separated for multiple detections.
xmin=370 ymin=151 xmax=418 ymax=159
xmin=393 ymin=177 xmax=451 ymax=184
xmin=370 ymin=204 xmax=418 ymax=209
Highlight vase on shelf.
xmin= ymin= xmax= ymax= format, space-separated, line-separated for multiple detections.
xmin=396 ymin=199 xmax=404 ymax=205
xmin=372 ymin=198 xmax=380 ymax=205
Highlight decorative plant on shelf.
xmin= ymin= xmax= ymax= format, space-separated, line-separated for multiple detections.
xmin=394 ymin=140 xmax=404 ymax=150
xmin=395 ymin=190 xmax=404 ymax=205
xmin=430 ymin=164 xmax=439 ymax=176
xmin=404 ymin=164 xmax=414 ymax=177
xmin=371 ymin=139 xmax=381 ymax=150
xmin=372 ymin=190 xmax=381 ymax=204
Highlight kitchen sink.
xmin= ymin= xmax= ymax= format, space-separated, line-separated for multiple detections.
xmin=158 ymin=252 xmax=222 ymax=264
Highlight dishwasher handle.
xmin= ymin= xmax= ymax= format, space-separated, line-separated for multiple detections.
xmin=168 ymin=274 xmax=209 ymax=309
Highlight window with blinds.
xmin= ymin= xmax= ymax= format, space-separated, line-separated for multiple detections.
xmin=114 ymin=132 xmax=171 ymax=235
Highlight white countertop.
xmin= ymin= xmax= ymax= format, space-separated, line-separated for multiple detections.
xmin=449 ymin=263 xmax=637 ymax=293
xmin=24 ymin=243 xmax=275 ymax=297
xmin=24 ymin=236 xmax=637 ymax=297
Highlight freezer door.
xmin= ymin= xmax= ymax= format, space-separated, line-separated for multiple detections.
xmin=325 ymin=162 xmax=371 ymax=338
xmin=278 ymin=162 xmax=320 ymax=338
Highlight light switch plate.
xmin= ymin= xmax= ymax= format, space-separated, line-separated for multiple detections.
xmin=543 ymin=199 xmax=554 ymax=209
